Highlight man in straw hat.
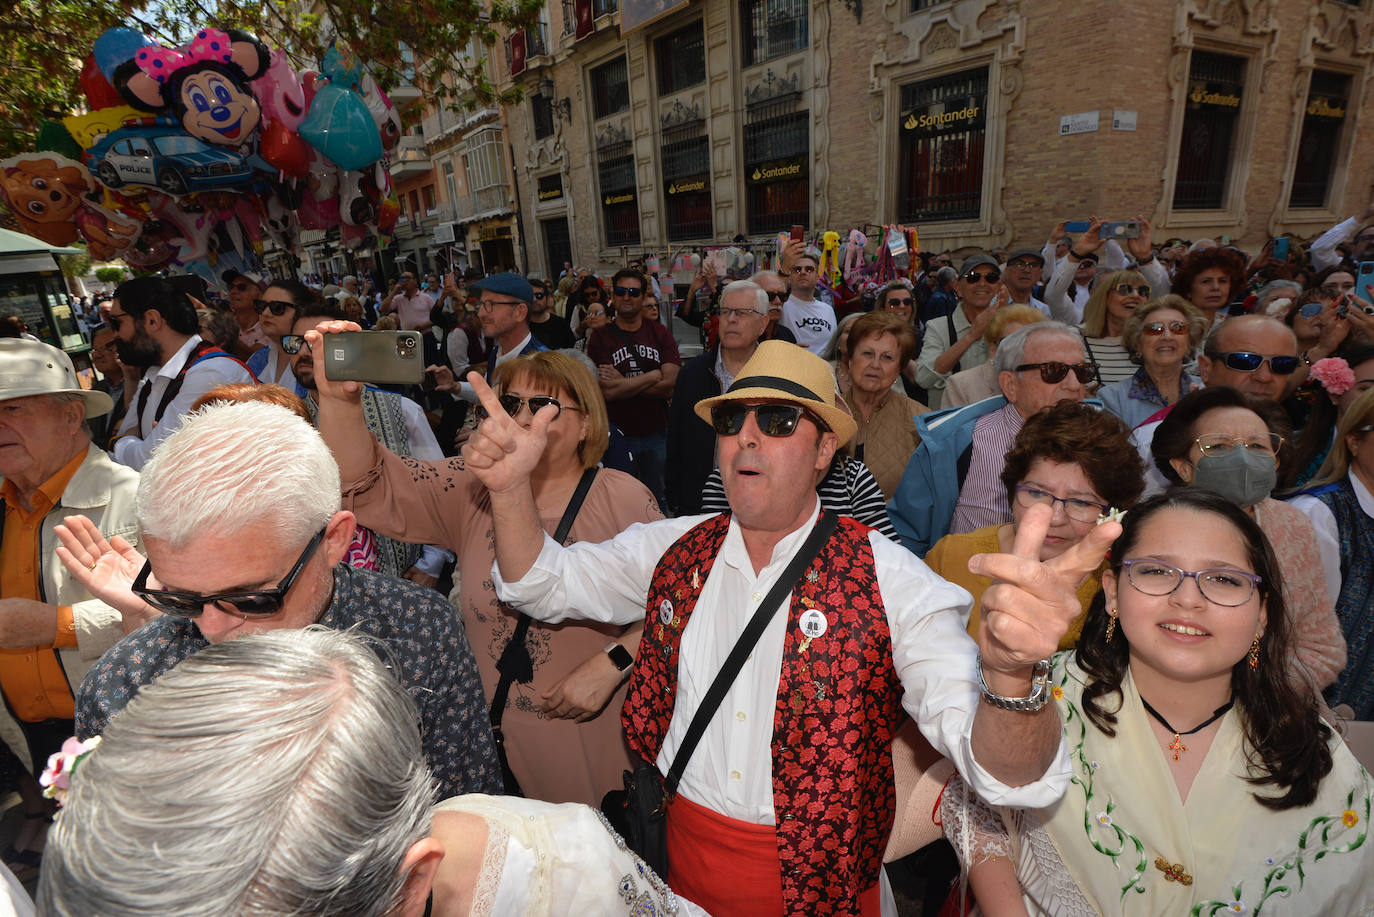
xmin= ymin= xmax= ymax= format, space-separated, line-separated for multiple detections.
xmin=459 ymin=338 xmax=1121 ymax=916
xmin=0 ymin=339 xmax=143 ymax=808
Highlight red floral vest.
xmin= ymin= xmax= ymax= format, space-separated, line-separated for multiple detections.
xmin=623 ymin=513 xmax=904 ymax=916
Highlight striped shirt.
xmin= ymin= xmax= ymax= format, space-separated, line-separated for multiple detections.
xmin=949 ymin=402 xmax=1024 ymax=534
xmin=699 ymin=456 xmax=901 ymax=543
xmin=1082 ymin=335 xmax=1136 ymax=387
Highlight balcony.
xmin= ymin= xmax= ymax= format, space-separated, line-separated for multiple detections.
xmin=452 ymin=185 xmax=513 ymax=222
xmin=390 ymin=136 xmax=433 ymax=180
xmin=388 ymin=83 xmax=424 ymax=112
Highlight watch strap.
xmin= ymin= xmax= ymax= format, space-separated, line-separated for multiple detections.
xmin=977 ymin=655 xmax=1052 ymax=712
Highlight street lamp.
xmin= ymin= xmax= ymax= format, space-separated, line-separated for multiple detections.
xmin=538 ymin=77 xmax=572 ymax=122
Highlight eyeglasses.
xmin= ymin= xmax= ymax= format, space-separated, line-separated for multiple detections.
xmin=885 ymin=297 xmax=915 ymax=309
xmin=1007 ymin=259 xmax=1041 ymax=270
xmin=1356 ymin=424 xmax=1374 ymax=436
xmin=254 ymin=299 xmax=296 ymax=316
xmin=230 ymin=281 xmax=254 ymax=292
xmin=481 ymin=393 xmax=580 ymax=420
xmin=1113 ymin=283 xmax=1151 ymax=297
xmin=1320 ymin=284 xmax=1355 ymax=296
xmin=720 ymin=307 xmax=763 ymax=321
xmin=1297 ymin=302 xmax=1325 ymax=319
xmin=1207 ymin=351 xmax=1300 ymax=375
xmin=710 ymin=403 xmax=818 ymax=437
xmin=1142 ymin=320 xmax=1189 ymax=336
xmin=1013 ymin=485 xmax=1108 ymax=523
xmin=962 ymin=270 xmax=1000 ymax=284
xmin=1015 ymin=361 xmax=1097 ymax=384
xmin=585 ymin=307 xmax=607 ymax=317
xmin=791 ymin=265 xmax=817 ymax=275
xmin=131 ymin=527 xmax=326 ymax=618
xmin=478 ymin=299 xmax=523 ymax=312
xmin=532 ymin=291 xmax=547 ymax=300
xmin=613 ymin=285 xmax=643 ymax=297
xmin=1194 ymin=432 xmax=1284 ymax=458
xmin=280 ymin=334 xmax=309 ymax=354
xmin=1120 ymin=558 xmax=1261 ymax=607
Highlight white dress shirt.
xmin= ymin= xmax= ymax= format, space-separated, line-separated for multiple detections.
xmin=495 ymin=499 xmax=1072 ymax=824
xmin=114 ymin=334 xmax=255 ymax=470
xmin=1287 ymin=473 xmax=1374 ymax=605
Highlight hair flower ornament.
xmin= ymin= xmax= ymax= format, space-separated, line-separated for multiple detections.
xmin=1096 ymin=507 xmax=1127 ymax=526
xmin=1310 ymin=357 xmax=1356 ymax=397
xmin=39 ymin=735 xmax=101 ymax=807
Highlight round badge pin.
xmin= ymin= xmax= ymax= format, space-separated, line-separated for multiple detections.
xmin=659 ymin=599 xmax=674 ymax=625
xmin=799 ymin=608 xmax=827 ymax=639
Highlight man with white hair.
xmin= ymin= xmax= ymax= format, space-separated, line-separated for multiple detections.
xmin=56 ymin=401 xmax=501 ymax=798
xmin=39 ymin=627 xmax=708 ymax=917
xmin=665 ymin=280 xmax=770 ymax=515
xmin=0 ymin=340 xmax=141 ymax=786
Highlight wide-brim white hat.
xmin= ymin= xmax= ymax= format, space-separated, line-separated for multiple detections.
xmin=0 ymin=338 xmax=113 ymax=417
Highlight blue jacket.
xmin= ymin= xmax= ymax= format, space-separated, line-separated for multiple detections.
xmin=887 ymin=395 xmax=1006 ymax=557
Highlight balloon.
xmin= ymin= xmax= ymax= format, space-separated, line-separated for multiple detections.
xmin=256 ymin=48 xmax=308 ymax=131
xmin=76 ymin=201 xmax=141 ymax=261
xmin=80 ymin=56 xmax=124 ymax=111
xmin=359 ymin=73 xmax=401 ymax=152
xmin=121 ymin=219 xmax=177 ymax=271
xmin=63 ymin=106 xmax=144 ymax=149
xmin=258 ymin=120 xmax=311 ymax=178
xmin=340 ymin=221 xmax=367 ymax=250
xmin=262 ymin=192 xmax=299 ymax=250
xmin=298 ymin=48 xmax=382 ymax=171
xmin=0 ymin=153 xmax=93 ymax=246
xmin=94 ymin=27 xmax=152 ymax=80
xmin=145 ymin=190 xmax=214 ymax=265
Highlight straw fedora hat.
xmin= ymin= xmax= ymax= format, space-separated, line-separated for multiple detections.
xmin=0 ymin=338 xmax=113 ymax=418
xmin=695 ymin=340 xmax=857 ymax=446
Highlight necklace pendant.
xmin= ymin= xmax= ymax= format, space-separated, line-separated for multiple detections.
xmin=1168 ymin=733 xmax=1186 ymax=760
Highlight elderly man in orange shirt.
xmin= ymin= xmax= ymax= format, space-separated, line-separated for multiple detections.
xmin=0 ymin=339 xmax=144 ymax=868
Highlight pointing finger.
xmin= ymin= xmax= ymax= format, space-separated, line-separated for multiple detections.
xmin=1009 ymin=502 xmax=1052 ymax=562
xmin=466 ymin=372 xmax=507 ymax=424
xmin=1046 ymin=517 xmax=1120 ymax=585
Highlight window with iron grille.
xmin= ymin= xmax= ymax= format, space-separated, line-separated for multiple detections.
xmin=533 ymin=94 xmax=555 ymax=140
xmin=591 ymin=57 xmax=630 ymax=120
xmin=597 ymin=139 xmax=640 ymax=246
xmin=1290 ymin=70 xmax=1351 ymax=209
xmin=741 ymin=0 xmax=808 ymax=66
xmin=656 ymin=23 xmax=706 ymax=95
xmin=896 ymin=67 xmax=987 ymax=223
xmin=743 ymin=96 xmax=809 ymax=235
xmin=909 ymin=0 xmax=948 ymax=10
xmin=1173 ymin=51 xmax=1247 ymax=211
xmin=661 ymin=121 xmax=711 ymax=240
xmin=593 ymin=0 xmax=617 ymax=14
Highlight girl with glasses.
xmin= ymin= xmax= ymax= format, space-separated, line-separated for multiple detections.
xmin=936 ymin=489 xmax=1373 ymax=915
xmin=1151 ymin=387 xmax=1345 ymax=691
xmin=1098 ymin=295 xmax=1207 ymax=429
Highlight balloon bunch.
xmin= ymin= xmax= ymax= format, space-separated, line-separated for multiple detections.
xmin=0 ymin=26 xmax=402 ymax=286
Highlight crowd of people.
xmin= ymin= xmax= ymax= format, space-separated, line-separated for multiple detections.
xmin=0 ymin=204 xmax=1373 ymax=915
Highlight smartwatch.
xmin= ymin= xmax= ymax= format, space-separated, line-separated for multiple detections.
xmin=605 ymin=642 xmax=634 ymax=673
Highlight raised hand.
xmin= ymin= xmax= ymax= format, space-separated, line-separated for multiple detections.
xmin=304 ymin=319 xmax=364 ymax=404
xmin=54 ymin=515 xmax=159 ymax=623
xmin=461 ymin=372 xmax=557 ymax=496
xmin=1126 ymin=214 xmax=1154 ymax=262
xmin=1072 ymin=217 xmax=1106 ymax=257
xmin=969 ymin=503 xmax=1121 ymax=676
xmin=425 ymin=364 xmax=458 ymax=393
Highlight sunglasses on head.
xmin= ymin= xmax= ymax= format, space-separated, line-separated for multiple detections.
xmin=254 ymin=299 xmax=295 ymax=316
xmin=963 ymin=270 xmax=1000 ymax=284
xmin=710 ymin=403 xmax=818 ymax=437
xmin=1208 ymin=351 xmax=1301 ymax=375
xmin=1142 ymin=320 xmax=1189 ymax=336
xmin=1016 ymin=361 xmax=1097 ymax=384
xmin=613 ymin=285 xmax=643 ymax=297
xmin=1113 ymin=283 xmax=1151 ymax=297
xmin=130 ymin=527 xmax=326 ymax=618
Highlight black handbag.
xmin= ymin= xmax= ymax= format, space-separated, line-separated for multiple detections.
xmin=489 ymin=467 xmax=598 ymax=796
xmin=601 ymin=511 xmax=839 ymax=880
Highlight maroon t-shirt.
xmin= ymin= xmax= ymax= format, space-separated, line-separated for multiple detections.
xmin=586 ymin=320 xmax=681 ymax=436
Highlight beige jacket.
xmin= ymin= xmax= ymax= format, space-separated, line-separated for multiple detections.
xmin=0 ymin=445 xmax=139 ymax=751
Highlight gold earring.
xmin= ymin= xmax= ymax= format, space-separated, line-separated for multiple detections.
xmin=1106 ymin=610 xmax=1117 ymax=643
xmin=1249 ymin=635 xmax=1261 ymax=669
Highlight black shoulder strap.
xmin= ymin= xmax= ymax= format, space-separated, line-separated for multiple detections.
xmin=663 ymin=510 xmax=839 ymax=799
xmin=490 ymin=467 xmax=599 ymax=724
xmin=945 ymin=310 xmax=962 ymax=374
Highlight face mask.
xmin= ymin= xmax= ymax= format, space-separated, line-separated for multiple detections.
xmin=1191 ymin=446 xmax=1276 ymax=508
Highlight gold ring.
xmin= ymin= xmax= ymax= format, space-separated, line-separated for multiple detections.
xmin=87 ymin=560 xmax=98 ymax=571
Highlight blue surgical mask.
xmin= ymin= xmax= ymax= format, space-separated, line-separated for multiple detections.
xmin=1192 ymin=446 xmax=1276 ymax=508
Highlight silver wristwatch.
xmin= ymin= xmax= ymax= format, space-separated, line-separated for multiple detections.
xmin=977 ymin=655 xmax=1053 ymax=712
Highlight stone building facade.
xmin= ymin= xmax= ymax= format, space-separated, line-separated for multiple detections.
xmin=496 ymin=0 xmax=1374 ymax=274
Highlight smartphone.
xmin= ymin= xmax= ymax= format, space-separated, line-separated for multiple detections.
xmin=323 ymin=331 xmax=424 ymax=384
xmin=1356 ymin=261 xmax=1374 ymax=304
xmin=1100 ymin=221 xmax=1141 ymax=240
xmin=1065 ymin=221 xmax=1091 ymax=233
xmin=1272 ymin=237 xmax=1289 ymax=260
xmin=790 ymin=224 xmax=805 ymax=242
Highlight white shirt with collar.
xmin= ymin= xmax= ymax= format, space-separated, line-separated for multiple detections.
xmin=1287 ymin=473 xmax=1374 ymax=605
xmin=494 ymin=498 xmax=1072 ymax=824
xmin=113 ymin=334 xmax=255 ymax=470
xmin=453 ymin=331 xmax=536 ymax=404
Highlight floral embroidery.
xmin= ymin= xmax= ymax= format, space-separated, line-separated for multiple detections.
xmin=1224 ymin=900 xmax=1247 ymax=914
xmin=1096 ymin=811 xmax=1113 ymax=827
xmin=1343 ymin=809 xmax=1359 ymax=828
xmin=1051 ymin=685 xmax=1064 ymax=700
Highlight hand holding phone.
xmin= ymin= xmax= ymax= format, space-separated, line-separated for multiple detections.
xmin=323 ymin=330 xmax=424 ymax=385
xmin=790 ymin=224 xmax=805 ymax=243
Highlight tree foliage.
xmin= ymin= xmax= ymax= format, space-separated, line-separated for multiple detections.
xmin=0 ymin=0 xmax=541 ymax=160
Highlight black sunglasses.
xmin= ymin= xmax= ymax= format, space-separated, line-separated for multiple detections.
xmin=281 ymin=334 xmax=308 ymax=354
xmin=479 ymin=393 xmax=578 ymax=420
xmin=1113 ymin=283 xmax=1151 ymax=297
xmin=962 ymin=270 xmax=1000 ymax=284
xmin=254 ymin=299 xmax=296 ymax=316
xmin=885 ymin=297 xmax=915 ymax=308
xmin=1016 ymin=361 xmax=1097 ymax=384
xmin=613 ymin=285 xmax=644 ymax=297
xmin=766 ymin=290 xmax=787 ymax=302
xmin=1208 ymin=351 xmax=1301 ymax=375
xmin=710 ymin=403 xmax=817 ymax=437
xmin=131 ymin=527 xmax=326 ymax=618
